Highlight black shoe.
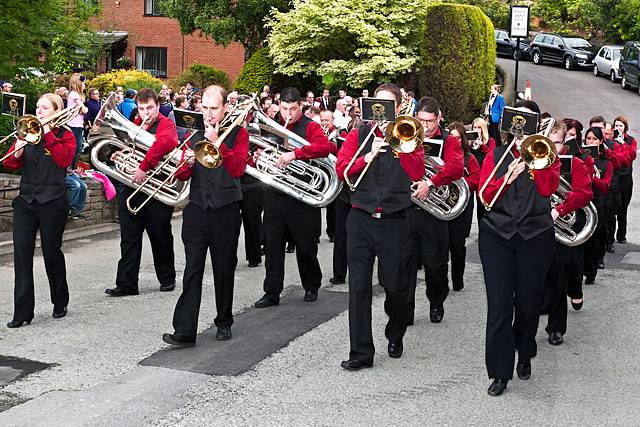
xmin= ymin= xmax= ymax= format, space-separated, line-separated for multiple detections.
xmin=216 ymin=325 xmax=232 ymax=341
xmin=430 ymin=307 xmax=444 ymax=323
xmin=160 ymin=283 xmax=175 ymax=292
xmin=162 ymin=333 xmax=195 ymax=347
xmin=606 ymin=245 xmax=615 ymax=253
xmin=7 ymin=319 xmax=32 ymax=328
xmin=248 ymin=260 xmax=261 ymax=268
xmin=303 ymin=290 xmax=318 ymax=302
xmin=516 ymin=359 xmax=531 ymax=380
xmin=341 ymin=358 xmax=373 ymax=371
xmin=286 ymin=244 xmax=295 ymax=253
xmin=584 ymin=277 xmax=595 ymax=285
xmin=329 ymin=277 xmax=345 ymax=285
xmin=571 ymin=299 xmax=583 ymax=311
xmin=105 ymin=287 xmax=139 ymax=297
xmin=255 ymin=294 xmax=279 ymax=308
xmin=452 ymin=283 xmax=464 ymax=292
xmin=597 ymin=260 xmax=604 ymax=269
xmin=388 ymin=341 xmax=403 ymax=358
xmin=618 ymin=238 xmax=627 ymax=244
xmin=548 ymin=331 xmax=563 ymax=346
xmin=487 ymin=378 xmax=509 ymax=396
xmin=52 ymin=307 xmax=68 ymax=319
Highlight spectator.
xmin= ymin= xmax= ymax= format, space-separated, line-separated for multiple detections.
xmin=159 ymin=94 xmax=173 ymax=117
xmin=67 ymin=73 xmax=89 ymax=167
xmin=333 ymin=99 xmax=350 ymax=129
xmin=273 ymin=92 xmax=280 ymax=103
xmin=260 ymin=96 xmax=273 ymax=113
xmin=185 ymin=82 xmax=195 ymax=100
xmin=84 ymin=88 xmax=101 ymax=124
xmin=406 ymin=91 xmax=418 ymax=115
xmin=117 ymin=89 xmax=137 ymax=121
xmin=175 ymin=95 xmax=188 ymax=110
xmin=56 ymin=87 xmax=69 ymax=108
xmin=485 ymin=84 xmax=505 ymax=145
xmin=2 ymin=82 xmax=13 ymax=93
xmin=315 ymin=88 xmax=335 ymax=111
xmin=304 ymin=91 xmax=315 ymax=107
xmin=227 ymin=90 xmax=239 ymax=108
xmin=267 ymin=102 xmax=280 ymax=120
xmin=361 ymin=89 xmax=369 ymax=98
xmin=338 ymin=88 xmax=347 ymax=100
xmin=188 ymin=94 xmax=202 ymax=112
xmin=115 ymin=86 xmax=125 ymax=105
xmin=346 ymin=105 xmax=362 ymax=131
xmin=66 ymin=168 xmax=87 ymax=219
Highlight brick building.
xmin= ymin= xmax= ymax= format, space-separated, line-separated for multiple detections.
xmin=92 ymin=0 xmax=245 ymax=82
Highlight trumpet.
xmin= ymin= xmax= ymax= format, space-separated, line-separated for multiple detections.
xmin=0 ymin=104 xmax=82 ymax=162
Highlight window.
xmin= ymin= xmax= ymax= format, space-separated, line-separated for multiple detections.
xmin=598 ymin=48 xmax=606 ymax=58
xmin=144 ymin=0 xmax=165 ymax=16
xmin=135 ymin=47 xmax=167 ymax=78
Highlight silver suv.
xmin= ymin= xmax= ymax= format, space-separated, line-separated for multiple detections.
xmin=593 ymin=45 xmax=623 ymax=82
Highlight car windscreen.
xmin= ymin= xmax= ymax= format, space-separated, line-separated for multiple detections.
xmin=564 ymin=38 xmax=592 ymax=48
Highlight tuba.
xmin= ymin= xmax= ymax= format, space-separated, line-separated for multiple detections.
xmin=412 ymin=155 xmax=470 ymax=220
xmin=552 ymin=175 xmax=598 ymax=246
xmin=245 ymin=107 xmax=340 ymax=207
xmin=88 ymin=93 xmax=190 ymax=208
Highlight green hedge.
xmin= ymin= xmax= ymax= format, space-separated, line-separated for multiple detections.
xmin=168 ymin=63 xmax=231 ymax=92
xmin=88 ymin=69 xmax=164 ymax=95
xmin=417 ymin=3 xmax=495 ymax=123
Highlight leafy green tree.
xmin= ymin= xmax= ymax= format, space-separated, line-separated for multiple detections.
xmin=168 ymin=64 xmax=231 ymax=91
xmin=268 ymin=0 xmax=428 ymax=88
xmin=613 ymin=0 xmax=640 ymax=41
xmin=0 ymin=0 xmax=100 ymax=78
xmin=448 ymin=0 xmax=509 ymax=29
xmin=158 ymin=0 xmax=290 ymax=61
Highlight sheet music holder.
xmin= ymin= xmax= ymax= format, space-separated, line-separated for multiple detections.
xmin=359 ymin=97 xmax=396 ymax=123
xmin=423 ymin=138 xmax=444 ymax=159
xmin=173 ymin=108 xmax=205 ymax=131
xmin=1 ymin=92 xmax=26 ymax=117
xmin=500 ymin=107 xmax=539 ymax=136
xmin=559 ymin=155 xmax=573 ymax=176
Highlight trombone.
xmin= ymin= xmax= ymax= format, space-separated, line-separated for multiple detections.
xmin=0 ymin=104 xmax=82 ymax=162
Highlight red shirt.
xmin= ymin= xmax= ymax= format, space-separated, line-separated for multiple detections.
xmin=134 ymin=114 xmax=179 ymax=173
xmin=336 ymin=127 xmax=425 ymax=182
xmin=282 ymin=115 xmax=331 ymax=160
xmin=481 ymin=137 xmax=496 ymax=153
xmin=603 ymin=140 xmax=625 ymax=169
xmin=555 ymin=156 xmax=592 ymax=217
xmin=427 ymin=128 xmax=464 ymax=187
xmin=479 ymin=145 xmax=560 ymax=205
xmin=621 ymin=134 xmax=637 ymax=167
xmin=3 ymin=128 xmax=76 ymax=171
xmin=175 ymin=127 xmax=249 ymax=180
xmin=464 ymin=154 xmax=480 ymax=192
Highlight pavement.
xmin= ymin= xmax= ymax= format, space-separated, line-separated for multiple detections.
xmin=0 ymin=61 xmax=639 ymax=425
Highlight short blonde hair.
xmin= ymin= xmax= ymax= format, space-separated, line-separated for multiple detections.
xmin=472 ymin=117 xmax=490 ymax=145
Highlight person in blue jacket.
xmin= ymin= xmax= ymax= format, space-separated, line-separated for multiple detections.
xmin=484 ymin=84 xmax=505 ymax=146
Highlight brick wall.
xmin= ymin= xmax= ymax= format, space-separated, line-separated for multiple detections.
xmin=0 ymin=174 xmax=117 ymax=232
xmin=93 ymin=0 xmax=245 ymax=82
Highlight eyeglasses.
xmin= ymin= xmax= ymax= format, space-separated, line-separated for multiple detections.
xmin=417 ymin=117 xmax=438 ymax=125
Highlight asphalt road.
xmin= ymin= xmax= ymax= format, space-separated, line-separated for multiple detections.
xmin=0 ymin=60 xmax=639 ymax=425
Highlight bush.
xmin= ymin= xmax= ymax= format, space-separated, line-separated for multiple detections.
xmin=417 ymin=3 xmax=495 ymax=123
xmin=88 ymin=69 xmax=164 ymax=95
xmin=168 ymin=63 xmax=231 ymax=92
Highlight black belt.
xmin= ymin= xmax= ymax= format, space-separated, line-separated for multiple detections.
xmin=356 ymin=208 xmax=407 ymax=219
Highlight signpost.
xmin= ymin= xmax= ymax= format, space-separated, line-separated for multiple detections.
xmin=509 ymin=5 xmax=530 ymax=96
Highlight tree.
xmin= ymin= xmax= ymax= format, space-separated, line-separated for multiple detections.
xmin=158 ymin=0 xmax=291 ymax=62
xmin=613 ymin=0 xmax=640 ymax=41
xmin=268 ymin=0 xmax=428 ymax=88
xmin=0 ymin=0 xmax=100 ymax=78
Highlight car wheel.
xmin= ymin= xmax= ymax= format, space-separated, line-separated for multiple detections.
xmin=622 ymin=74 xmax=629 ymax=89
xmin=610 ymin=70 xmax=617 ymax=82
xmin=593 ymin=65 xmax=599 ymax=76
xmin=564 ymin=56 xmax=574 ymax=70
xmin=532 ymin=51 xmax=541 ymax=65
xmin=512 ymin=48 xmax=521 ymax=60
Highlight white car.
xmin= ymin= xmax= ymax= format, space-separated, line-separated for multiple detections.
xmin=593 ymin=45 xmax=623 ymax=82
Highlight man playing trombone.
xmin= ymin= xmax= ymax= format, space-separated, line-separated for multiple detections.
xmin=336 ymin=83 xmax=424 ymax=370
xmin=163 ymin=85 xmax=249 ymax=346
xmin=106 ymin=88 xmax=178 ymax=297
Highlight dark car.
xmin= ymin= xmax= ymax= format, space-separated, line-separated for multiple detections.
xmin=495 ymin=29 xmax=530 ymax=60
xmin=619 ymin=41 xmax=640 ymax=94
xmin=530 ymin=33 xmax=596 ymax=70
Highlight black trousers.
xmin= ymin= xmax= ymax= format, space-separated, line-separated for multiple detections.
xmin=583 ymin=204 xmax=607 ymax=281
xmin=488 ymin=121 xmax=502 ymax=146
xmin=617 ymin=173 xmax=633 ymax=241
xmin=172 ymin=202 xmax=241 ymax=340
xmin=448 ymin=197 xmax=474 ymax=289
xmin=240 ymin=186 xmax=264 ymax=263
xmin=115 ymin=188 xmax=176 ymax=291
xmin=347 ymin=209 xmax=412 ymax=362
xmin=325 ymin=201 xmax=336 ymax=239
xmin=545 ymin=243 xmax=570 ymax=335
xmin=332 ymin=198 xmax=350 ymax=280
xmin=12 ymin=196 xmax=69 ymax=321
xmin=606 ymin=191 xmax=621 ymax=246
xmin=408 ymin=208 xmax=450 ymax=312
xmin=263 ymin=190 xmax=322 ymax=297
xmin=479 ymin=224 xmax=555 ymax=379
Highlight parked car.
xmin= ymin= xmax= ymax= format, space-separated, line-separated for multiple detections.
xmin=494 ymin=29 xmax=530 ymax=60
xmin=593 ymin=45 xmax=623 ymax=82
xmin=620 ymin=41 xmax=640 ymax=94
xmin=530 ymin=33 xmax=596 ymax=70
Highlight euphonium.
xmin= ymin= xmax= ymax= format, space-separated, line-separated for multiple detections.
xmin=88 ymin=93 xmax=190 ymax=207
xmin=552 ymin=175 xmax=598 ymax=247
xmin=245 ymin=107 xmax=340 ymax=207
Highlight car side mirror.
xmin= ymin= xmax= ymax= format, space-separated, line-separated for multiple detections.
xmin=504 ymin=38 xmax=510 ymax=42
xmin=559 ymin=45 xmax=565 ymax=50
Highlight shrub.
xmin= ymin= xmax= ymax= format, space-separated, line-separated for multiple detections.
xmin=88 ymin=69 xmax=164 ymax=95
xmin=168 ymin=63 xmax=231 ymax=92
xmin=417 ymin=3 xmax=496 ymax=123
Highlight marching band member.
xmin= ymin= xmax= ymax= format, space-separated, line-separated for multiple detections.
xmin=254 ymin=87 xmax=331 ymax=308
xmin=613 ymin=116 xmax=636 ymax=244
xmin=470 ymin=117 xmax=496 ymax=221
xmin=478 ymin=100 xmax=560 ymax=396
xmin=3 ymin=94 xmax=76 ymax=327
xmin=320 ymin=109 xmax=340 ymax=242
xmin=408 ymin=96 xmax=464 ymax=324
xmin=580 ymin=127 xmax=613 ymax=285
xmin=544 ymin=120 xmax=592 ymax=345
xmin=163 ymin=85 xmax=248 ymax=346
xmin=337 ymin=83 xmax=424 ymax=369
xmin=106 ymin=88 xmax=178 ymax=297
xmin=445 ymin=122 xmax=480 ymax=292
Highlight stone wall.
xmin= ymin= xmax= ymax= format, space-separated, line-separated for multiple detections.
xmin=0 ymin=173 xmax=118 ymax=232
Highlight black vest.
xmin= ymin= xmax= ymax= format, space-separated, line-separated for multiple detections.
xmin=481 ymin=145 xmax=553 ymax=240
xmin=188 ymin=126 xmax=243 ymax=210
xmin=618 ymin=135 xmax=634 ymax=176
xmin=603 ymin=140 xmax=621 ymax=193
xmin=560 ymin=156 xmax=587 ymax=232
xmin=350 ymin=123 xmax=412 ymax=214
xmin=19 ymin=127 xmax=69 ymax=204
